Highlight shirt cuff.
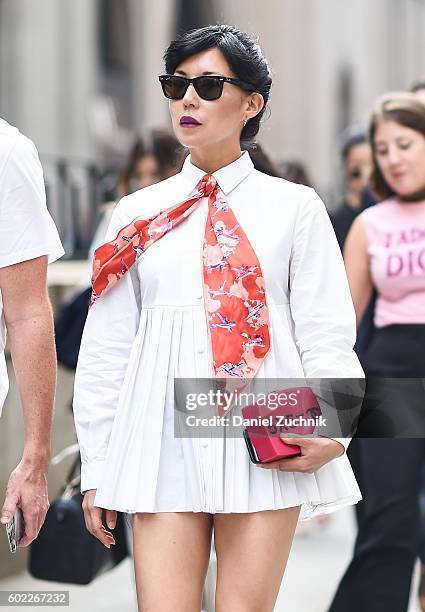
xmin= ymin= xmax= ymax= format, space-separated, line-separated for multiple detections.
xmin=329 ymin=437 xmax=351 ymax=453
xmin=80 ymin=458 xmax=105 ymax=493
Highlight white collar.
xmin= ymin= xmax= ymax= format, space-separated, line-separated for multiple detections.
xmin=180 ymin=151 xmax=254 ymax=196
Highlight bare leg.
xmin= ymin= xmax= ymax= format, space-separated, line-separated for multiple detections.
xmin=133 ymin=512 xmax=213 ymax=612
xmin=214 ymin=506 xmax=301 ymax=612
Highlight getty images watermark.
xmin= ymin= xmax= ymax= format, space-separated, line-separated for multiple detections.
xmin=174 ymin=378 xmax=366 ymax=438
xmin=184 ymin=388 xmax=327 ymax=430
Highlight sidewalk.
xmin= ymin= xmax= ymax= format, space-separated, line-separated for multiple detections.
xmin=0 ymin=507 xmax=421 ymax=611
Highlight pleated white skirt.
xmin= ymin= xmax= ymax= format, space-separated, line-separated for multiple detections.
xmin=94 ymin=303 xmax=362 ymax=520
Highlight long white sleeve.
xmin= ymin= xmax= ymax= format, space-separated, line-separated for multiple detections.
xmin=73 ymin=200 xmax=141 ymax=491
xmin=288 ymin=191 xmax=364 ymax=450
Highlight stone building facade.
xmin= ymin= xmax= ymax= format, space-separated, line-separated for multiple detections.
xmin=0 ymin=0 xmax=424 ymax=203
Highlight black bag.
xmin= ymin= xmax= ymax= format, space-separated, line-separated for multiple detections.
xmin=55 ymin=287 xmax=91 ymax=370
xmin=29 ymin=455 xmax=129 ymax=585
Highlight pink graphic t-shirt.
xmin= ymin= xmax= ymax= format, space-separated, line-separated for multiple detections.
xmin=361 ymin=198 xmax=425 ymax=327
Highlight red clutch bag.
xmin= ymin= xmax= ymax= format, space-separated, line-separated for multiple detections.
xmin=241 ymin=387 xmax=322 ymax=464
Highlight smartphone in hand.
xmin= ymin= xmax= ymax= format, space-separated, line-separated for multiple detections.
xmin=5 ymin=508 xmax=24 ymax=553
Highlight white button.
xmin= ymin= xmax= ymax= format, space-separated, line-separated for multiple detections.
xmin=197 ymin=347 xmax=205 ymax=354
xmin=201 ymin=441 xmax=209 ymax=448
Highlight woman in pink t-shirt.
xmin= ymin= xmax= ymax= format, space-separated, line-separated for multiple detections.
xmin=329 ymin=93 xmax=425 ymax=612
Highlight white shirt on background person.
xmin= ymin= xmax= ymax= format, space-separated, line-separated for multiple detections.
xmin=0 ymin=118 xmax=64 ymax=415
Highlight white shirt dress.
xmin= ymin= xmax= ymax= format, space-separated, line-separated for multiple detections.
xmin=73 ymin=152 xmax=363 ymax=521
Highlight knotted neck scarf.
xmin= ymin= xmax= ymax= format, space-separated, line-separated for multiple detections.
xmin=91 ymin=173 xmax=271 ymax=385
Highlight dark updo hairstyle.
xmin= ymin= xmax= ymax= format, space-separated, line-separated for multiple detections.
xmin=163 ymin=24 xmax=272 ymax=143
xmin=369 ymin=92 xmax=425 ymax=200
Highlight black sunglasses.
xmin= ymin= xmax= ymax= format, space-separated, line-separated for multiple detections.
xmin=158 ymin=74 xmax=254 ymax=101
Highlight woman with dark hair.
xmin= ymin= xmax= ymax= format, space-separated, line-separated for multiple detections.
xmin=73 ymin=25 xmax=363 ymax=611
xmin=329 ymin=92 xmax=425 ymax=612
xmin=329 ymin=127 xmax=373 ymax=251
xmin=117 ymin=130 xmax=185 ymax=197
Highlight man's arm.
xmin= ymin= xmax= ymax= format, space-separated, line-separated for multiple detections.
xmin=0 ymin=255 xmax=55 ymax=546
